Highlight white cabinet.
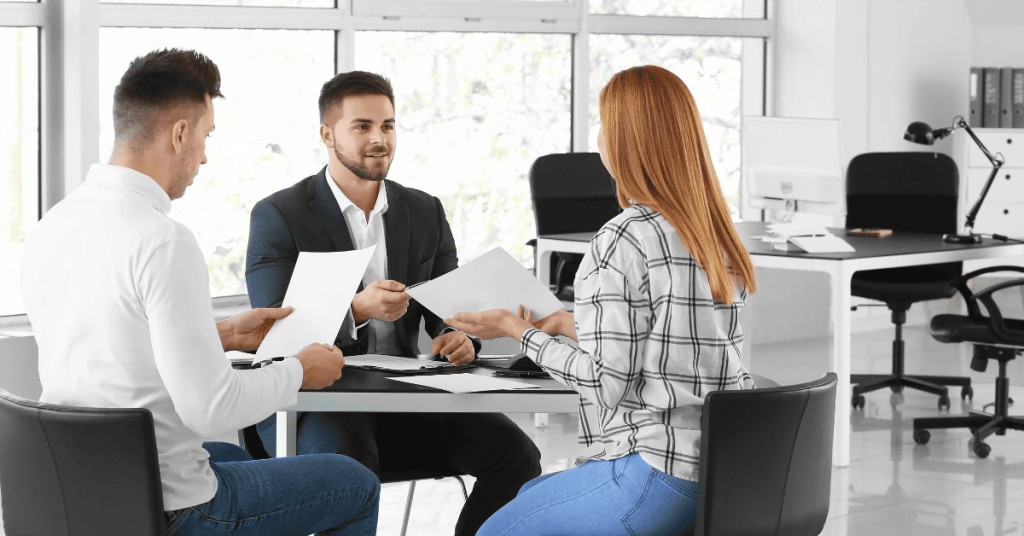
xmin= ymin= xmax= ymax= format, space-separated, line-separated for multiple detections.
xmin=954 ymin=128 xmax=1024 ymax=271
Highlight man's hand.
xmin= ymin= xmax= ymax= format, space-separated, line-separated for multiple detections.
xmin=352 ymin=279 xmax=411 ymax=323
xmin=294 ymin=343 xmax=345 ymax=390
xmin=431 ymin=330 xmax=476 ymax=365
xmin=218 ymin=307 xmax=293 ymax=352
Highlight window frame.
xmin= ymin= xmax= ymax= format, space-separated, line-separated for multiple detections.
xmin=0 ymin=0 xmax=775 ymax=324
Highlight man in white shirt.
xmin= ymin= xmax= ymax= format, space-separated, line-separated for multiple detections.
xmin=245 ymin=71 xmax=541 ymax=536
xmin=21 ymin=48 xmax=379 ymax=536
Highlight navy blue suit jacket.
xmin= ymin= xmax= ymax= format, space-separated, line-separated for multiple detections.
xmin=245 ymin=167 xmax=468 ymax=357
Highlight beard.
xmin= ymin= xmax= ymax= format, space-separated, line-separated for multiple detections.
xmin=335 ymin=145 xmax=391 ymax=182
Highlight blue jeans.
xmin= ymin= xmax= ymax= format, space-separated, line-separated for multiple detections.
xmin=164 ymin=442 xmax=379 ymax=536
xmin=477 ymin=452 xmax=699 ymax=536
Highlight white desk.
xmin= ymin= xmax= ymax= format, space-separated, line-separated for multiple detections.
xmin=536 ymin=224 xmax=1024 ymax=467
xmin=275 ymin=365 xmax=578 ymax=457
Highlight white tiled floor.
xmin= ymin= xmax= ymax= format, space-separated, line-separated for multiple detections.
xmin=4 ymin=323 xmax=1024 ymax=535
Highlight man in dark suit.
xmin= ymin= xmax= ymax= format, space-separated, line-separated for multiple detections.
xmin=245 ymin=71 xmax=541 ymax=536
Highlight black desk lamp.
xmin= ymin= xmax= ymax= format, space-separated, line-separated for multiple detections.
xmin=904 ymin=116 xmax=1004 ymax=244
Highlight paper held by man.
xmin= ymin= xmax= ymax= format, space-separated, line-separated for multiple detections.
xmin=254 ymin=246 xmax=376 ymax=360
xmin=404 ymin=247 xmax=565 ymax=321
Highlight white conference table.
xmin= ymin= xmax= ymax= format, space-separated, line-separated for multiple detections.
xmin=536 ymin=223 xmax=1024 ymax=467
xmin=275 ymin=365 xmax=578 ymax=457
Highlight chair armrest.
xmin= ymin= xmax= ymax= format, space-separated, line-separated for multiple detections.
xmin=971 ymin=277 xmax=1024 ymax=342
xmin=948 ymin=266 xmax=1024 ymax=319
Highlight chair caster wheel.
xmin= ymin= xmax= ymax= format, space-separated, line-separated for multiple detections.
xmin=961 ymin=386 xmax=973 ymax=400
xmin=852 ymin=395 xmax=866 ymax=409
xmin=891 ymin=384 xmax=904 ymax=393
xmin=889 ymin=392 xmax=904 ymax=406
xmin=973 ymin=442 xmax=991 ymax=459
xmin=938 ymin=394 xmax=951 ymax=411
xmin=913 ymin=430 xmax=931 ymax=445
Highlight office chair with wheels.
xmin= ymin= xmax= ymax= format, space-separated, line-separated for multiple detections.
xmin=240 ymin=424 xmax=467 ymax=536
xmin=846 ymin=152 xmax=971 ymax=410
xmin=527 ymin=152 xmax=620 ymax=295
xmin=0 ymin=388 xmax=166 ymax=536
xmin=695 ymin=373 xmax=837 ymax=536
xmin=913 ymin=266 xmax=1024 ymax=458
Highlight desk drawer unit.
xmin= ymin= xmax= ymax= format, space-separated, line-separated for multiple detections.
xmin=956 ymin=128 xmax=1024 ymax=270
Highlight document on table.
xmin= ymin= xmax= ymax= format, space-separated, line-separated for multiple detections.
xmin=255 ymin=246 xmax=376 ymax=360
xmin=343 ymin=354 xmax=467 ymax=372
xmin=404 ymin=247 xmax=564 ymax=320
xmin=788 ymin=234 xmax=856 ymax=253
xmin=386 ymin=373 xmax=542 ymax=394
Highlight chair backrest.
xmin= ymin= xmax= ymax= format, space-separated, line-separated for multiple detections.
xmin=846 ymin=151 xmax=961 ymax=282
xmin=845 ymin=152 xmax=959 ymax=234
xmin=0 ymin=389 xmax=166 ymax=536
xmin=695 ymin=373 xmax=837 ymax=536
xmin=528 ymin=152 xmax=620 ymax=236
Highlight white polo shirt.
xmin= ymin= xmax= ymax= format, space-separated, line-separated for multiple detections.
xmin=21 ymin=163 xmax=303 ymax=511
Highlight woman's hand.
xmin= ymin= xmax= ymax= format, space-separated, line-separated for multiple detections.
xmin=445 ymin=308 xmax=535 ymax=341
xmin=524 ymin=309 xmax=577 ymax=342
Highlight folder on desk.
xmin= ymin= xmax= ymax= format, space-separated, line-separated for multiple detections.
xmin=1001 ymin=67 xmax=1014 ymax=128
xmin=970 ymin=67 xmax=983 ymax=128
xmin=1014 ymin=69 xmax=1024 ymax=129
xmin=984 ymin=67 xmax=1001 ymax=128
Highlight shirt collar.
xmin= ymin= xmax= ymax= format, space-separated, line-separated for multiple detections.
xmin=325 ymin=165 xmax=389 ymax=218
xmin=84 ymin=163 xmax=172 ymax=215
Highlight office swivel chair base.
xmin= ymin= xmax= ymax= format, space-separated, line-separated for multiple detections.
xmin=913 ymin=351 xmax=1022 ymax=458
xmin=851 ymin=309 xmax=971 ymax=410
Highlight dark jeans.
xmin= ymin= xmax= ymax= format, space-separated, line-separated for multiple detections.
xmin=164 ymin=442 xmax=379 ymax=536
xmin=258 ymin=412 xmax=542 ymax=536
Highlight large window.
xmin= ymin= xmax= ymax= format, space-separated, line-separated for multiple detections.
xmin=0 ymin=27 xmax=39 ymax=317
xmin=356 ymin=31 xmax=571 ymax=266
xmin=589 ymin=34 xmax=746 ymax=211
xmin=99 ymin=28 xmax=334 ymax=297
xmin=0 ymin=0 xmax=771 ymax=316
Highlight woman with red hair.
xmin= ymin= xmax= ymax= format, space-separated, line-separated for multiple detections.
xmin=448 ymin=65 xmax=757 ymax=536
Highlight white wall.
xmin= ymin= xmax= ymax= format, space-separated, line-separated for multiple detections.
xmin=749 ymin=0 xmax=984 ymax=345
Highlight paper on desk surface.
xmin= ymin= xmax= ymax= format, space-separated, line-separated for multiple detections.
xmin=255 ymin=247 xmax=376 ymax=360
xmin=387 ymin=373 xmax=541 ymax=394
xmin=405 ymin=247 xmax=564 ymax=320
xmin=788 ymin=234 xmax=855 ymax=253
xmin=765 ymin=223 xmax=830 ymax=238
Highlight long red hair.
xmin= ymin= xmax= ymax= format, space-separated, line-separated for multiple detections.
xmin=599 ymin=65 xmax=756 ymax=303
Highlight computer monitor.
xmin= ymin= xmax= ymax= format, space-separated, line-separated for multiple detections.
xmin=742 ymin=116 xmax=845 ymax=218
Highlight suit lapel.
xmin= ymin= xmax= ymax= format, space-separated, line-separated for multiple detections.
xmin=308 ymin=167 xmax=356 ymax=252
xmin=383 ymin=180 xmax=409 ymax=285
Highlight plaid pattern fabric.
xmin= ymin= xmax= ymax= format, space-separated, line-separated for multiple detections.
xmin=521 ymin=204 xmax=753 ymax=481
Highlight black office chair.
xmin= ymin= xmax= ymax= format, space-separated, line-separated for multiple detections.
xmin=695 ymin=373 xmax=837 ymax=536
xmin=240 ymin=424 xmax=467 ymax=536
xmin=527 ymin=152 xmax=620 ymax=296
xmin=846 ymin=152 xmax=972 ymax=410
xmin=0 ymin=388 xmax=166 ymax=536
xmin=913 ymin=266 xmax=1024 ymax=458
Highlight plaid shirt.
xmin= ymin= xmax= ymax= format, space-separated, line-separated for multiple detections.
xmin=521 ymin=204 xmax=753 ymax=481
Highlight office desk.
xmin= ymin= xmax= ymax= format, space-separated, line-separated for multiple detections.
xmin=537 ymin=224 xmax=1024 ymax=467
xmin=275 ymin=365 xmax=578 ymax=457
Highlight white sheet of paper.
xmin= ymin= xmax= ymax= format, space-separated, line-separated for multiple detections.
xmin=255 ymin=246 xmax=376 ymax=360
xmin=343 ymin=354 xmax=455 ymax=372
xmin=766 ymin=223 xmax=830 ymax=238
xmin=404 ymin=247 xmax=564 ymax=320
xmin=386 ymin=373 xmax=542 ymax=394
xmin=788 ymin=234 xmax=856 ymax=253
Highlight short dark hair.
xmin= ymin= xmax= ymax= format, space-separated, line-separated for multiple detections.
xmin=112 ymin=48 xmax=224 ymax=148
xmin=318 ymin=71 xmax=395 ymax=125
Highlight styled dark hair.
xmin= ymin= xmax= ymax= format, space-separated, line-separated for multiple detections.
xmin=112 ymin=48 xmax=223 ymax=147
xmin=318 ymin=71 xmax=395 ymax=125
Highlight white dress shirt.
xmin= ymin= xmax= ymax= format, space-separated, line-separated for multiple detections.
xmin=21 ymin=164 xmax=304 ymax=511
xmin=325 ymin=167 xmax=403 ymax=355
